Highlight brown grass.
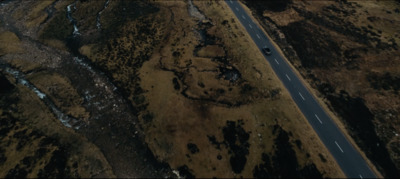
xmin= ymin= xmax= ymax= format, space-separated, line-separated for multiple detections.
xmin=0 ymin=81 xmax=114 ymax=178
xmin=28 ymin=71 xmax=89 ymax=120
xmin=197 ymin=45 xmax=225 ymax=58
xmin=11 ymin=0 xmax=55 ymax=28
xmin=135 ymin=1 xmax=344 ymax=178
xmin=0 ymin=31 xmax=22 ymax=56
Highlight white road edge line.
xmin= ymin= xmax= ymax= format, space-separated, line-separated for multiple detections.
xmin=335 ymin=141 xmax=344 ymax=153
xmin=285 ymin=74 xmax=291 ymax=81
xmin=235 ymin=7 xmax=239 ymax=11
xmin=359 ymin=174 xmax=363 ymax=179
xmin=242 ymin=15 xmax=246 ymax=19
xmin=249 ymin=24 xmax=252 ymax=28
xmin=256 ymin=34 xmax=260 ymax=39
xmin=314 ymin=114 xmax=322 ymax=124
xmin=274 ymin=59 xmax=279 ymax=65
xmin=299 ymin=92 xmax=305 ymax=101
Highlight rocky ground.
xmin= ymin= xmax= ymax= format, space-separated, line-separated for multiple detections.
xmin=243 ymin=0 xmax=400 ymax=177
xmin=0 ymin=0 xmax=350 ymax=178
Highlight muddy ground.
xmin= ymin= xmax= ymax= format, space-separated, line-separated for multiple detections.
xmin=1 ymin=0 xmax=348 ymax=178
xmin=243 ymin=0 xmax=400 ymax=177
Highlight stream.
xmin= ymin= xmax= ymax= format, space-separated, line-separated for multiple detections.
xmin=1 ymin=65 xmax=83 ymax=129
xmin=96 ymin=0 xmax=110 ymax=30
xmin=64 ymin=2 xmax=122 ymax=125
xmin=67 ymin=1 xmax=80 ymax=36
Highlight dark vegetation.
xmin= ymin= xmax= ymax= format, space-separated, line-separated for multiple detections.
xmin=278 ymin=3 xmax=397 ymax=69
xmin=0 ymin=78 xmax=77 ymax=178
xmin=4 ymin=134 xmax=75 ymax=178
xmin=243 ymin=0 xmax=293 ymax=14
xmin=54 ymin=1 xmax=174 ymax=177
xmin=218 ymin=66 xmax=241 ymax=83
xmin=325 ymin=90 xmax=400 ymax=177
xmin=245 ymin=1 xmax=400 ymax=176
xmin=253 ymin=125 xmax=322 ymax=178
xmin=100 ymin=0 xmax=159 ymax=41
xmin=281 ymin=21 xmax=342 ymax=68
xmin=172 ymin=78 xmax=180 ymax=90
xmin=37 ymin=147 xmax=71 ymax=178
xmin=304 ymin=67 xmax=400 ymax=177
xmin=177 ymin=165 xmax=195 ymax=179
xmin=293 ymin=6 xmax=381 ymax=47
xmin=187 ymin=143 xmax=199 ymax=154
xmin=207 ymin=120 xmax=250 ymax=174
xmin=207 ymin=135 xmax=221 ymax=150
xmin=5 ymin=1 xmax=173 ymax=177
xmin=206 ymin=121 xmax=323 ymax=177
xmin=367 ymin=72 xmax=400 ymax=93
xmin=0 ymin=73 xmax=14 ymax=93
xmin=54 ymin=0 xmax=162 ymax=114
xmin=39 ymin=10 xmax=73 ymax=41
xmin=309 ymin=73 xmax=400 ymax=177
xmin=222 ymin=120 xmax=250 ymax=174
xmin=164 ymin=20 xmax=268 ymax=108
xmin=319 ymin=153 xmax=327 ymax=163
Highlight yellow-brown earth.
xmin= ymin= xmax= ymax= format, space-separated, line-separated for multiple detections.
xmin=4 ymin=0 xmax=394 ymax=177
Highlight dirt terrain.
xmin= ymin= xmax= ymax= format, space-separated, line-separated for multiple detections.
xmin=0 ymin=0 xmax=353 ymax=178
xmin=243 ymin=0 xmax=400 ymax=177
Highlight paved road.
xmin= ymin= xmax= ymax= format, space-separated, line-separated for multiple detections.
xmin=225 ymin=0 xmax=376 ymax=178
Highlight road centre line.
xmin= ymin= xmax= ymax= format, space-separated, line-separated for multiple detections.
xmin=227 ymin=2 xmax=376 ymax=177
xmin=274 ymin=59 xmax=279 ymax=65
xmin=249 ymin=24 xmax=252 ymax=28
xmin=285 ymin=74 xmax=291 ymax=81
xmin=299 ymin=92 xmax=305 ymax=101
xmin=335 ymin=141 xmax=344 ymax=153
xmin=314 ymin=114 xmax=323 ymax=124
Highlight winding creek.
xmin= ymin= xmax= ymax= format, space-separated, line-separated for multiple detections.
xmin=1 ymin=65 xmax=83 ymax=129
xmin=67 ymin=1 xmax=80 ymax=36
xmin=96 ymin=0 xmax=110 ymax=30
xmin=65 ymin=2 xmax=121 ymax=124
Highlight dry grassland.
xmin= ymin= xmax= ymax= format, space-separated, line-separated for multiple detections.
xmin=28 ymin=71 xmax=90 ymax=120
xmin=0 ymin=0 xmax=358 ymax=177
xmin=0 ymin=74 xmax=115 ymax=178
xmin=136 ymin=1 xmax=344 ymax=178
xmin=0 ymin=31 xmax=22 ymax=56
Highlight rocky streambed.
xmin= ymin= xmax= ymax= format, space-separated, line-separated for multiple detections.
xmin=0 ymin=0 xmax=173 ymax=177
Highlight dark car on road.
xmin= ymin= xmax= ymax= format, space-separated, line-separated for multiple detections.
xmin=262 ymin=46 xmax=271 ymax=55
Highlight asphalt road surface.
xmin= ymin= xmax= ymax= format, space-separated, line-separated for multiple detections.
xmin=225 ymin=0 xmax=377 ymax=178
